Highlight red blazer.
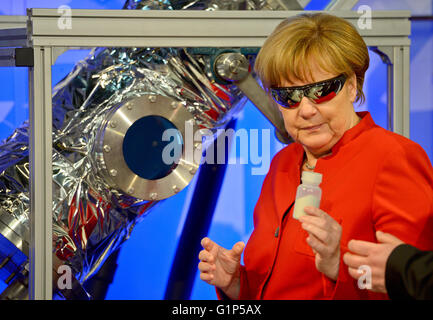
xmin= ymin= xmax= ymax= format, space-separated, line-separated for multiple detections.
xmin=237 ymin=111 xmax=433 ymax=300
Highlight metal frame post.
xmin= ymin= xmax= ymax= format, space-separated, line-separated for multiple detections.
xmin=373 ymin=45 xmax=411 ymax=138
xmin=393 ymin=46 xmax=410 ymax=138
xmin=28 ymin=46 xmax=52 ymax=300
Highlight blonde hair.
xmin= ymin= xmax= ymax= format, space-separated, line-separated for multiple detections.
xmin=254 ymin=13 xmax=369 ymax=104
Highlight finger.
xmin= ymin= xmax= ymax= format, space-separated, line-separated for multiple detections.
xmin=200 ymin=272 xmax=214 ymax=282
xmin=230 ymin=241 xmax=245 ymax=259
xmin=201 ymin=237 xmax=217 ymax=251
xmin=343 ymin=251 xmax=366 ymax=269
xmin=376 ymin=231 xmax=404 ymax=245
xmin=198 ymin=261 xmax=214 ymax=273
xmin=198 ymin=249 xmax=214 ymax=263
xmin=299 ymin=215 xmax=326 ymax=230
xmin=347 ymin=239 xmax=376 ymax=256
xmin=304 ymin=206 xmax=335 ymax=221
xmin=302 ymin=223 xmax=329 ymax=244
xmin=304 ymin=206 xmax=325 ymax=218
xmin=306 ymin=233 xmax=327 ymax=255
xmin=304 ymin=207 xmax=342 ymax=228
xmin=348 ymin=266 xmax=361 ymax=280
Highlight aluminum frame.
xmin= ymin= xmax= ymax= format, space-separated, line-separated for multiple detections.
xmin=0 ymin=8 xmax=411 ymax=300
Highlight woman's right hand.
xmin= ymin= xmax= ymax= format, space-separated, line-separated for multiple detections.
xmin=198 ymin=237 xmax=245 ymax=300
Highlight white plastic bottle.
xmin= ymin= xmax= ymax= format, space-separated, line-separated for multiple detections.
xmin=293 ymin=171 xmax=323 ymax=220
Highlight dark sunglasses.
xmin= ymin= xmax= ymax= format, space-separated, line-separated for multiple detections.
xmin=270 ymin=74 xmax=347 ymax=109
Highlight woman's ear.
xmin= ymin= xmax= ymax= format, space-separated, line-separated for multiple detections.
xmin=347 ymin=74 xmax=357 ymax=103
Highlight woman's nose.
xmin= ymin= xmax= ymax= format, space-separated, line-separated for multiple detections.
xmin=298 ymin=97 xmax=317 ymax=118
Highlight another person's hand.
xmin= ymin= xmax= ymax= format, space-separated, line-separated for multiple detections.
xmin=198 ymin=237 xmax=245 ymax=300
xmin=299 ymin=206 xmax=342 ymax=281
xmin=343 ymin=231 xmax=404 ymax=293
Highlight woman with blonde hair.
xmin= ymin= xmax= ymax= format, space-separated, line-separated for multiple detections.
xmin=198 ymin=13 xmax=433 ymax=300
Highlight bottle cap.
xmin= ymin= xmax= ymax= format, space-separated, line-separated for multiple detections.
xmin=301 ymin=171 xmax=322 ymax=185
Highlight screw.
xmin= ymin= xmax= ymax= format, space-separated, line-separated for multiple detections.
xmin=172 ymin=185 xmax=180 ymax=193
xmin=150 ymin=193 xmax=158 ymax=200
xmin=189 ymin=167 xmax=197 ymax=175
xmin=103 ymin=145 xmax=111 ymax=153
xmin=126 ymin=104 xmax=132 ymax=110
xmin=171 ymin=101 xmax=178 ymax=109
xmin=109 ymin=169 xmax=117 ymax=177
xmin=110 ymin=121 xmax=117 ymax=128
xmin=127 ymin=187 xmax=135 ymax=194
xmin=0 ymin=256 xmax=10 ymax=269
xmin=149 ymin=95 xmax=156 ymax=103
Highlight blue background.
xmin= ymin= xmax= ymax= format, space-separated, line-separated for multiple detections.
xmin=0 ymin=0 xmax=432 ymax=299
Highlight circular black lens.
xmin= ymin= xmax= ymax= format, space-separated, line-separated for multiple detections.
xmin=122 ymin=116 xmax=183 ymax=180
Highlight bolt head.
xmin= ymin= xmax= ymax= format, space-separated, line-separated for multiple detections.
xmin=109 ymin=169 xmax=117 ymax=177
xmin=110 ymin=121 xmax=117 ymax=128
xmin=150 ymin=193 xmax=158 ymax=200
xmin=148 ymin=95 xmax=157 ymax=103
xmin=103 ymin=145 xmax=111 ymax=153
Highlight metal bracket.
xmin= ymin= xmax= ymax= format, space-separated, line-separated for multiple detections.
xmin=15 ymin=47 xmax=34 ymax=67
xmin=372 ymin=46 xmax=393 ymax=64
xmin=214 ymin=52 xmax=292 ymax=144
xmin=370 ymin=45 xmax=410 ymax=137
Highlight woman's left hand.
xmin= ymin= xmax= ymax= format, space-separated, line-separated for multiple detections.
xmin=299 ymin=207 xmax=342 ymax=281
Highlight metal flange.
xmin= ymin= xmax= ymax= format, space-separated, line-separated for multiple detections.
xmin=94 ymin=94 xmax=200 ymax=201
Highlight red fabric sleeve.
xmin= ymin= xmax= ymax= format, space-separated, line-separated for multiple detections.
xmin=371 ymin=142 xmax=433 ymax=250
xmin=324 ymin=141 xmax=433 ymax=300
xmin=321 ymin=244 xmax=351 ymax=299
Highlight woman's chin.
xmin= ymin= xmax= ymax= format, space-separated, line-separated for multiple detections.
xmin=300 ymin=137 xmax=333 ymax=154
